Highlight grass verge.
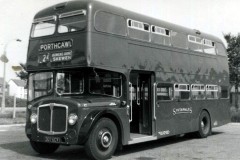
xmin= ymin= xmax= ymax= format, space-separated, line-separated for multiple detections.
xmin=0 ymin=109 xmax=26 ymax=125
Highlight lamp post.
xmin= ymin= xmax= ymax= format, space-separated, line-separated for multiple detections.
xmin=0 ymin=39 xmax=21 ymax=113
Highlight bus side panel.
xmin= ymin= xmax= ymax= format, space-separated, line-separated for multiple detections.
xmin=213 ymin=99 xmax=230 ymax=127
xmin=191 ymin=99 xmax=230 ymax=131
xmin=156 ymin=101 xmax=176 ymax=138
xmin=90 ymin=33 xmax=128 ymax=68
xmin=191 ymin=100 xmax=218 ymax=131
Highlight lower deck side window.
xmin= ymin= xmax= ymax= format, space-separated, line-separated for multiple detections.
xmin=157 ymin=83 xmax=173 ymax=101
xmin=206 ymin=85 xmax=218 ymax=99
xmin=191 ymin=84 xmax=205 ymax=100
xmin=219 ymin=86 xmax=229 ymax=99
xmin=174 ymin=84 xmax=190 ymax=100
xmin=156 ymin=82 xmax=227 ymax=101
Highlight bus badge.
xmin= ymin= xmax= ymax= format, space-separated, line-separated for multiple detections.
xmin=173 ymin=107 xmax=192 ymax=115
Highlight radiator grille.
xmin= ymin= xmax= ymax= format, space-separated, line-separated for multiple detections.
xmin=37 ymin=103 xmax=68 ymax=135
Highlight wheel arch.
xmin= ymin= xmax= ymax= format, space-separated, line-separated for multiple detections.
xmin=78 ymin=109 xmax=124 ymax=146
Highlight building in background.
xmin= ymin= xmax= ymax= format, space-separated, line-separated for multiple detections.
xmin=0 ymin=77 xmax=9 ymax=97
xmin=8 ymin=79 xmax=27 ymax=99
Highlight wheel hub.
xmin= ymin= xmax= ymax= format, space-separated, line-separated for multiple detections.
xmin=201 ymin=121 xmax=205 ymax=129
xmin=99 ymin=131 xmax=112 ymax=148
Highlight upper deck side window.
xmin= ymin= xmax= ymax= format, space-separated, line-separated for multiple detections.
xmin=94 ymin=11 xmax=127 ymax=36
xmin=188 ymin=35 xmax=202 ymax=44
xmin=203 ymin=39 xmax=215 ymax=47
xmin=127 ymin=19 xmax=150 ymax=32
xmin=151 ymin=25 xmax=171 ymax=46
xmin=188 ymin=35 xmax=203 ymax=52
xmin=151 ymin=26 xmax=170 ymax=37
xmin=203 ymin=39 xmax=216 ymax=55
xmin=58 ymin=10 xmax=87 ymax=33
xmin=127 ymin=19 xmax=150 ymax=41
xmin=31 ymin=16 xmax=57 ymax=38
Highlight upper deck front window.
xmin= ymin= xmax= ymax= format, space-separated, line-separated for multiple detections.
xmin=31 ymin=16 xmax=56 ymax=38
xmin=58 ymin=10 xmax=87 ymax=33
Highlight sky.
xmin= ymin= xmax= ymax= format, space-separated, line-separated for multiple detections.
xmin=0 ymin=0 xmax=240 ymax=81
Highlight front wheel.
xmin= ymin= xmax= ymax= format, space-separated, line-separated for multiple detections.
xmin=197 ymin=110 xmax=211 ymax=138
xmin=30 ymin=141 xmax=59 ymax=154
xmin=85 ymin=118 xmax=118 ymax=160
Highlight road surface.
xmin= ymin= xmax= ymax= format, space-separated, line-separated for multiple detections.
xmin=0 ymin=123 xmax=239 ymax=160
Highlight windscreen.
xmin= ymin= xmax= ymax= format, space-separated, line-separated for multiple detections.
xmin=28 ymin=72 xmax=53 ymax=101
xmin=56 ymin=71 xmax=84 ymax=95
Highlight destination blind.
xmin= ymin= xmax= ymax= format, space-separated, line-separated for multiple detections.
xmin=39 ymin=40 xmax=73 ymax=52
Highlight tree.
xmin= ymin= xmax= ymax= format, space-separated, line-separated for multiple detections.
xmin=224 ymin=33 xmax=240 ymax=108
xmin=15 ymin=63 xmax=28 ymax=81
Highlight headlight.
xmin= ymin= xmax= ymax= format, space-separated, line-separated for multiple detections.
xmin=30 ymin=113 xmax=37 ymax=124
xmin=68 ymin=113 xmax=78 ymax=125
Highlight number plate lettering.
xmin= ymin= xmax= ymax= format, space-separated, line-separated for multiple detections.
xmin=44 ymin=136 xmax=60 ymax=143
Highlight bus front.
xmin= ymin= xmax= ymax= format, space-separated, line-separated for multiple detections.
xmin=25 ymin=2 xmax=126 ymax=159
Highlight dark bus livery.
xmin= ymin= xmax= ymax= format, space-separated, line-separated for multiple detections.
xmin=25 ymin=1 xmax=230 ymax=160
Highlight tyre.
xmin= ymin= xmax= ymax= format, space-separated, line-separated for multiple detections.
xmin=197 ymin=110 xmax=211 ymax=138
xmin=30 ymin=141 xmax=59 ymax=154
xmin=85 ymin=118 xmax=118 ymax=160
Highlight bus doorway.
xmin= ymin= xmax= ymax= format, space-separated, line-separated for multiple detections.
xmin=129 ymin=71 xmax=152 ymax=137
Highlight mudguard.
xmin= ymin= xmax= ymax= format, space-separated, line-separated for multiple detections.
xmin=78 ymin=109 xmax=124 ymax=144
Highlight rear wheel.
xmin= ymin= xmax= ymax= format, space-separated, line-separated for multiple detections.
xmin=197 ymin=110 xmax=211 ymax=138
xmin=30 ymin=141 xmax=59 ymax=154
xmin=85 ymin=118 xmax=118 ymax=160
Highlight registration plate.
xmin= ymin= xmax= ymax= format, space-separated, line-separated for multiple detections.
xmin=44 ymin=136 xmax=61 ymax=143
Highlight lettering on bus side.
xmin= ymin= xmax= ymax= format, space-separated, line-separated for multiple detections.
xmin=173 ymin=107 xmax=192 ymax=115
xmin=39 ymin=40 xmax=73 ymax=52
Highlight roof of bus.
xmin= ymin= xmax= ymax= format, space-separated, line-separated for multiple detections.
xmin=34 ymin=0 xmax=222 ymax=43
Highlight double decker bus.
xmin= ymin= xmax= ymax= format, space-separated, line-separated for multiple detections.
xmin=25 ymin=1 xmax=230 ymax=160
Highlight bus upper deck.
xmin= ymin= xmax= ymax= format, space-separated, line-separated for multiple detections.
xmin=27 ymin=0 xmax=228 ymax=82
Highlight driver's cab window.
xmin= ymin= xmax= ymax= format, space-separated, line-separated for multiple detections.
xmin=56 ymin=71 xmax=84 ymax=95
xmin=89 ymin=70 xmax=122 ymax=97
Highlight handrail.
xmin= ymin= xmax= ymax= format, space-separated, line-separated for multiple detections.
xmin=129 ymin=82 xmax=133 ymax=122
xmin=153 ymin=83 xmax=157 ymax=120
xmin=137 ymin=76 xmax=140 ymax=105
